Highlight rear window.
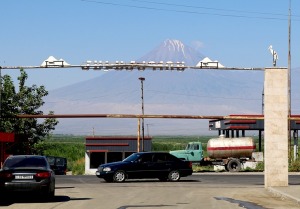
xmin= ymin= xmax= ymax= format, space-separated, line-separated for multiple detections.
xmin=153 ymin=153 xmax=180 ymax=162
xmin=46 ymin=156 xmax=66 ymax=166
xmin=164 ymin=153 xmax=181 ymax=162
xmin=56 ymin=158 xmax=66 ymax=166
xmin=3 ymin=156 xmax=47 ymax=169
xmin=46 ymin=156 xmax=55 ymax=166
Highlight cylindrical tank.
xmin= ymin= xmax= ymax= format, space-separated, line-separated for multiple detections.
xmin=207 ymin=135 xmax=256 ymax=159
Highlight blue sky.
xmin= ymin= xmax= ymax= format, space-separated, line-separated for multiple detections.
xmin=1 ymin=0 xmax=299 ymax=90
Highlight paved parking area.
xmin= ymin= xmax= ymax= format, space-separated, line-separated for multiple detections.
xmin=1 ymin=174 xmax=299 ymax=209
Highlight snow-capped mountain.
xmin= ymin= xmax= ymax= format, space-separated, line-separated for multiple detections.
xmin=42 ymin=39 xmax=265 ymax=136
xmin=138 ymin=39 xmax=205 ymax=65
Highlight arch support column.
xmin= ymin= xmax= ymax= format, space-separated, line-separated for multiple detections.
xmin=264 ymin=67 xmax=288 ymax=187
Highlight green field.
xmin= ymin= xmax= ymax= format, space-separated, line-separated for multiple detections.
xmin=34 ymin=135 xmax=85 ymax=174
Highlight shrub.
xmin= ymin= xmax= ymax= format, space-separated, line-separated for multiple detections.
xmin=253 ymin=162 xmax=264 ymax=171
xmin=193 ymin=165 xmax=214 ymax=172
xmin=152 ymin=142 xmax=184 ymax=151
xmin=72 ymin=158 xmax=85 ymax=175
xmin=34 ymin=141 xmax=85 ymax=173
xmin=289 ymin=158 xmax=300 ymax=172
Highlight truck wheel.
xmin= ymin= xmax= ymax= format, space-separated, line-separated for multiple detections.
xmin=227 ymin=159 xmax=241 ymax=172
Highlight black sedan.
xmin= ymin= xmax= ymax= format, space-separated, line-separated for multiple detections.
xmin=96 ymin=152 xmax=193 ymax=182
xmin=0 ymin=155 xmax=55 ymax=199
xmin=46 ymin=156 xmax=67 ymax=175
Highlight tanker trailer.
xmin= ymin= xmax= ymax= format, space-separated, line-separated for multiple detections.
xmin=205 ymin=135 xmax=257 ymax=172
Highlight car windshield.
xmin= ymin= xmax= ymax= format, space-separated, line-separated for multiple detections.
xmin=123 ymin=153 xmax=140 ymax=162
xmin=186 ymin=144 xmax=199 ymax=150
xmin=3 ymin=156 xmax=47 ymax=169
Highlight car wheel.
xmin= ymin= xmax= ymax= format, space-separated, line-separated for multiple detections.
xmin=168 ymin=170 xmax=181 ymax=182
xmin=48 ymin=189 xmax=55 ymax=200
xmin=41 ymin=187 xmax=55 ymax=201
xmin=113 ymin=170 xmax=126 ymax=182
xmin=0 ymin=191 xmax=8 ymax=200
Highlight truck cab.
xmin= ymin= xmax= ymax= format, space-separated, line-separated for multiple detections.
xmin=170 ymin=142 xmax=204 ymax=163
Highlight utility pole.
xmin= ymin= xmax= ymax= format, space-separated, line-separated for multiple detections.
xmin=146 ymin=123 xmax=153 ymax=138
xmin=262 ymin=88 xmax=264 ymax=114
xmin=288 ymin=0 xmax=293 ymax=160
xmin=139 ymin=77 xmax=145 ymax=152
xmin=0 ymin=66 xmax=2 ymax=166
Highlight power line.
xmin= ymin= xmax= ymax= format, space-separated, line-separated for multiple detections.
xmin=46 ymin=88 xmax=300 ymax=103
xmin=81 ymin=0 xmax=300 ymax=21
xmin=146 ymin=90 xmax=262 ymax=101
xmin=128 ymin=0 xmax=300 ymax=18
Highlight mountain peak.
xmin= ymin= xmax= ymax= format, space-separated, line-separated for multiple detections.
xmin=138 ymin=39 xmax=205 ymax=66
xmin=163 ymin=39 xmax=185 ymax=54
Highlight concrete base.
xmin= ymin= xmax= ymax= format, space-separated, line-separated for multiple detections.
xmin=85 ymin=169 xmax=97 ymax=175
xmin=213 ymin=162 xmax=259 ymax=172
xmin=214 ymin=165 xmax=225 ymax=171
xmin=252 ymin=152 xmax=263 ymax=162
xmin=242 ymin=162 xmax=258 ymax=170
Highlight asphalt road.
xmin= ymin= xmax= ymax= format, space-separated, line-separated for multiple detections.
xmin=1 ymin=173 xmax=300 ymax=209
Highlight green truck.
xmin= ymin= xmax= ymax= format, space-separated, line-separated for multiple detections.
xmin=170 ymin=136 xmax=259 ymax=172
xmin=170 ymin=142 xmax=204 ymax=163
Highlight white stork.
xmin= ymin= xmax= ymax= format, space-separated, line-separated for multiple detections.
xmin=268 ymin=45 xmax=278 ymax=67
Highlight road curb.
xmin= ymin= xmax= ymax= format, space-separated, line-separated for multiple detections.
xmin=192 ymin=172 xmax=264 ymax=175
xmin=267 ymin=187 xmax=300 ymax=205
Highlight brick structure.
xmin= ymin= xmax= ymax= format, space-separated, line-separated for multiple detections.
xmin=85 ymin=136 xmax=152 ymax=174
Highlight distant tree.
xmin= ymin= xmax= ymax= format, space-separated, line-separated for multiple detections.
xmin=0 ymin=69 xmax=58 ymax=154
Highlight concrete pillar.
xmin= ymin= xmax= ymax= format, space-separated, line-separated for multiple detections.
xmin=85 ymin=152 xmax=90 ymax=174
xmin=264 ymin=67 xmax=288 ymax=187
xmin=293 ymin=130 xmax=298 ymax=160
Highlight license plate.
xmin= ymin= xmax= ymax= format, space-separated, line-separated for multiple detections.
xmin=15 ymin=175 xmax=33 ymax=179
xmin=96 ymin=171 xmax=100 ymax=175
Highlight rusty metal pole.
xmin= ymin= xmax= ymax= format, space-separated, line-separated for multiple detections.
xmin=137 ymin=118 xmax=140 ymax=152
xmin=288 ymin=0 xmax=292 ymax=161
xmin=0 ymin=66 xmax=2 ymax=166
xmin=0 ymin=142 xmax=3 ymax=167
xmin=139 ymin=77 xmax=145 ymax=152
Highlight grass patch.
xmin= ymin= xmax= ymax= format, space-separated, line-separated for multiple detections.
xmin=193 ymin=165 xmax=215 ymax=172
xmin=289 ymin=158 xmax=300 ymax=172
xmin=72 ymin=158 xmax=85 ymax=175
